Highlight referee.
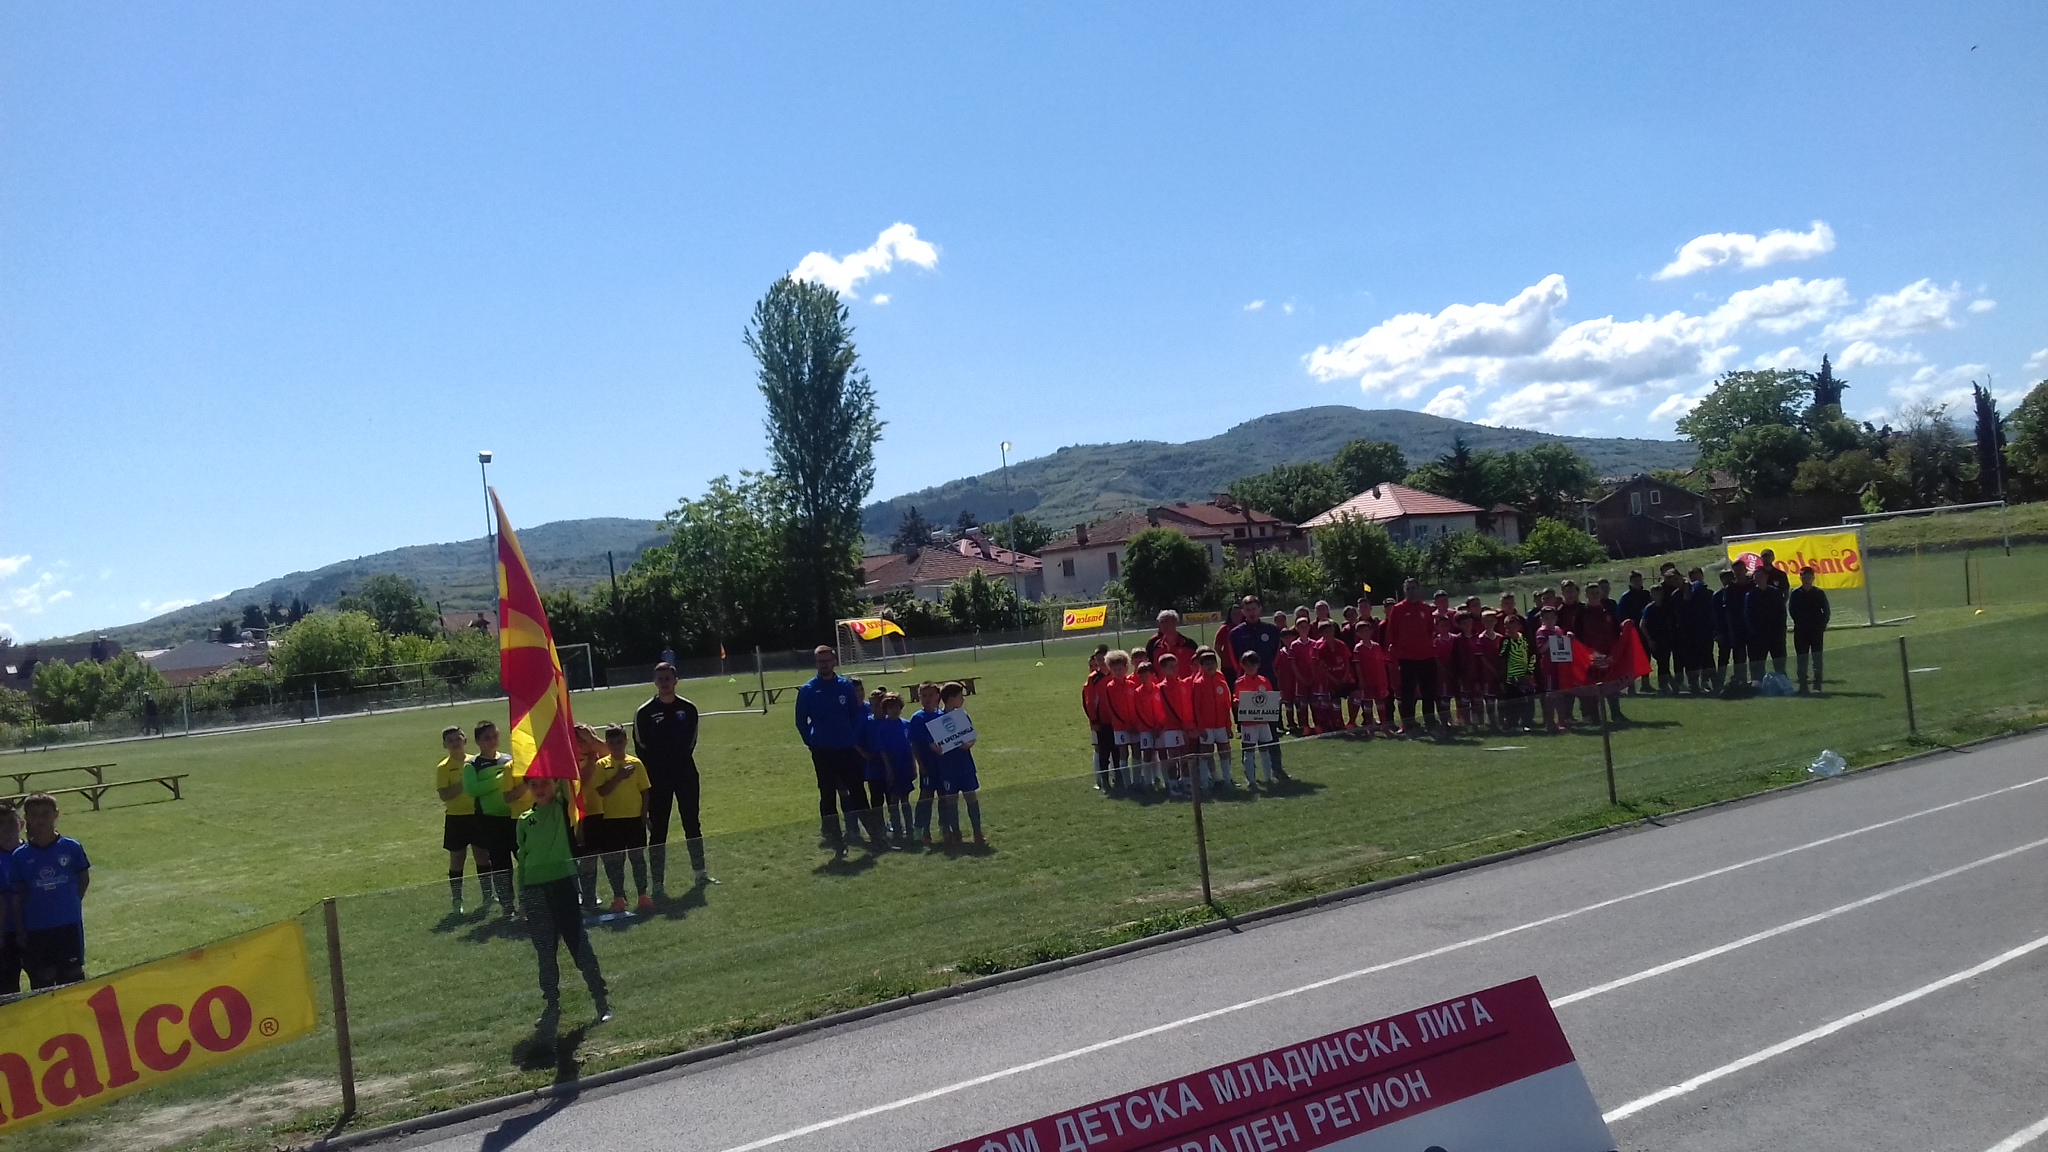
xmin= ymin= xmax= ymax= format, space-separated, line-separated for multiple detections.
xmin=634 ymin=662 xmax=716 ymax=896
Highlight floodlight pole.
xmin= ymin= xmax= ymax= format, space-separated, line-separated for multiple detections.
xmin=478 ymin=450 xmax=495 ymax=593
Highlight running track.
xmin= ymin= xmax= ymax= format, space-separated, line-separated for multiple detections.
xmin=384 ymin=731 xmax=2048 ymax=1152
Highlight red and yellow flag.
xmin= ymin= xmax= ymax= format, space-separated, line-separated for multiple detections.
xmin=493 ymin=490 xmax=582 ymax=788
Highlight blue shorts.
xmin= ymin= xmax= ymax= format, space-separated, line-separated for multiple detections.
xmin=939 ymin=768 xmax=979 ymax=794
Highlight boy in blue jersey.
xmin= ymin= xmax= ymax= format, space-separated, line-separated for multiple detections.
xmin=928 ymin=682 xmax=984 ymax=848
xmin=13 ymin=794 xmax=89 ymax=989
xmin=907 ymin=682 xmax=944 ymax=849
xmin=861 ymin=693 xmax=916 ymax=847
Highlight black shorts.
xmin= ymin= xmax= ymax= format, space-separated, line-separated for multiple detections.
xmin=0 ymin=935 xmax=20 ymax=997
xmin=24 ymin=925 xmax=83 ymax=990
xmin=476 ymin=814 xmax=518 ymax=862
xmin=591 ymin=814 xmax=648 ymax=853
xmin=443 ymin=814 xmax=482 ymax=852
xmin=575 ymin=815 xmax=605 ymax=858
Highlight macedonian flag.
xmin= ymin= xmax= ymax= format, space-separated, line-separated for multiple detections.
xmin=493 ymin=490 xmax=582 ymax=788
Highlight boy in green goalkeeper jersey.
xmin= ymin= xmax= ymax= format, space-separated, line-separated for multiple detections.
xmin=517 ymin=775 xmax=611 ymax=1032
xmin=461 ymin=720 xmax=526 ymax=920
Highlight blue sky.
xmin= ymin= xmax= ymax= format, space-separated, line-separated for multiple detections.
xmin=4 ymin=2 xmax=2043 ymax=641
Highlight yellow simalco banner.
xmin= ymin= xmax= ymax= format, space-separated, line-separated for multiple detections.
xmin=1061 ymin=605 xmax=1109 ymax=631
xmin=1726 ymin=531 xmax=1867 ymax=589
xmin=0 ymin=921 xmax=318 ymax=1130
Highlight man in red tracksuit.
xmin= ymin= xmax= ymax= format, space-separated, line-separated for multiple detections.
xmin=1383 ymin=578 xmax=1443 ymax=734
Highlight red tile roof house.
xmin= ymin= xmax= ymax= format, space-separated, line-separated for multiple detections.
xmin=1301 ymin=483 xmax=1513 ymax=546
xmin=1149 ymin=499 xmax=1310 ymax=557
xmin=857 ymin=539 xmax=1043 ymax=603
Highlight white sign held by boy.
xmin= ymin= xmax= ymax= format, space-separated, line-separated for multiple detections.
xmin=928 ymin=708 xmax=977 ymax=754
xmin=1236 ymin=690 xmax=1281 ymax=725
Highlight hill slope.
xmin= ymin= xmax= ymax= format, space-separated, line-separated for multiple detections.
xmin=861 ymin=406 xmax=1695 ymax=539
xmin=85 ymin=518 xmax=666 ymax=649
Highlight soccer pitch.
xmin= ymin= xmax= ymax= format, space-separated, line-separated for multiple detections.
xmin=9 ymin=545 xmax=2048 ymax=1152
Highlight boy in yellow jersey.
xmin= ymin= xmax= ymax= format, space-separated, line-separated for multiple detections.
xmin=434 ymin=725 xmax=482 ymax=915
xmin=594 ymin=725 xmax=654 ymax=914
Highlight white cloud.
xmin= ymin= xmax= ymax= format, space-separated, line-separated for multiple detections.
xmin=1967 ymin=299 xmax=1996 ymax=313
xmin=139 ymin=597 xmax=202 ymax=614
xmin=1858 ymin=361 xmax=1991 ymax=424
xmin=1244 ymin=300 xmax=1266 ymax=312
xmin=1306 ymin=274 xmax=1568 ymax=398
xmin=789 ymin=223 xmax=938 ymax=299
xmin=1708 ymin=277 xmax=1850 ymax=334
xmin=2025 ymin=349 xmax=2048 ymax=377
xmin=0 ymin=622 xmax=13 ymax=641
xmin=870 ymin=294 xmax=891 ymax=306
xmin=1824 ymin=279 xmax=1963 ymax=342
xmin=1654 ymin=221 xmax=1835 ymax=280
xmin=1837 ymin=340 xmax=1923 ymax=369
xmin=0 ymin=556 xmax=27 ymax=580
xmin=1650 ymin=390 xmax=1706 ymax=424
xmin=1747 ymin=346 xmax=1818 ymax=371
xmin=4 ymin=571 xmax=65 ymax=615
xmin=1422 ymin=385 xmax=1474 ymax=419
xmin=1480 ymin=381 xmax=1632 ymax=430
xmin=1282 ymin=303 xmax=1296 ymax=315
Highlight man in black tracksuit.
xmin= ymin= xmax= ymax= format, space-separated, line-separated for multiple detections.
xmin=1715 ymin=567 xmax=1751 ymax=694
xmin=634 ymin=662 xmax=714 ymax=894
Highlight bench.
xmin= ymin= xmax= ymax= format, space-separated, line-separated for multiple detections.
xmin=737 ymin=685 xmax=795 ymax=709
xmin=3 ymin=763 xmax=113 ymax=796
xmin=897 ymin=676 xmax=979 ymax=699
xmin=5 ymin=775 xmax=189 ymax=812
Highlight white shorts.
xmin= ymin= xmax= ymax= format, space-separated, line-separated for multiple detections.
xmin=1138 ymin=732 xmax=1156 ymax=751
xmin=1159 ymin=730 xmax=1186 ymax=749
xmin=1203 ymin=728 xmax=1231 ymax=746
xmin=1114 ymin=731 xmax=1137 ymax=746
xmin=1240 ymin=723 xmax=1274 ymax=745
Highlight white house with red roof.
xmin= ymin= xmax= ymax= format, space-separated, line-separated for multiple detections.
xmin=1302 ymin=483 xmax=1519 ymax=545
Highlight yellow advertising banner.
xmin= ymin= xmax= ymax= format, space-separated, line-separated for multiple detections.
xmin=1726 ymin=531 xmax=1867 ymax=589
xmin=1061 ymin=605 xmax=1109 ymax=631
xmin=0 ymin=921 xmax=318 ymax=1130
xmin=842 ymin=617 xmax=905 ymax=641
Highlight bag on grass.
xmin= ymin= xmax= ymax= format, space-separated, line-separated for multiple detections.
xmin=1760 ymin=671 xmax=1795 ymax=697
xmin=1809 ymin=749 xmax=1847 ymax=778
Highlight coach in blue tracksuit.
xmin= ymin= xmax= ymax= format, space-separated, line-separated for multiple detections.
xmin=795 ymin=645 xmax=877 ymax=856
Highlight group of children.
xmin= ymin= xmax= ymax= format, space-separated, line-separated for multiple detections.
xmin=852 ymin=680 xmax=986 ymax=850
xmin=1081 ymin=643 xmax=1290 ymax=797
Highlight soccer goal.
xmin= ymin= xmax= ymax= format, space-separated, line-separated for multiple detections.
xmin=836 ymin=617 xmax=909 ymax=674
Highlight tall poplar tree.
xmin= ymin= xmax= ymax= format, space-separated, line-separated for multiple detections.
xmin=745 ymin=277 xmax=884 ymax=642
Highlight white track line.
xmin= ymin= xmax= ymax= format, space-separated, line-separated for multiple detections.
xmin=1985 ymin=1114 xmax=2048 ymax=1152
xmin=707 ymin=772 xmax=2048 ymax=1152
xmin=1603 ymin=930 xmax=2048 ymax=1123
xmin=1551 ymin=834 xmax=2048 ymax=1007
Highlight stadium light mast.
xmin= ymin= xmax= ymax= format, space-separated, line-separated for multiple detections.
xmin=1000 ymin=441 xmax=1014 ymax=522
xmin=478 ymin=450 xmax=495 ymax=592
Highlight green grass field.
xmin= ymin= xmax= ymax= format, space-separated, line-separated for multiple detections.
xmin=8 ymin=544 xmax=2048 ymax=1152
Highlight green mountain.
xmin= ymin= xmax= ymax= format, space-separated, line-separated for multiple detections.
xmin=862 ymin=405 xmax=1696 ymax=539
xmin=84 ymin=518 xmax=666 ymax=649
xmin=75 ymin=407 xmax=1694 ymax=648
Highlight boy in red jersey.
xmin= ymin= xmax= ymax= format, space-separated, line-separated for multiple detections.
xmin=1133 ymin=660 xmax=1168 ymax=793
xmin=1155 ymin=652 xmax=1196 ymax=797
xmin=1533 ymin=605 xmax=1574 ymax=732
xmin=1190 ymin=648 xmax=1235 ymax=790
xmin=1315 ymin=620 xmax=1354 ymax=732
xmin=1286 ymin=614 xmax=1325 ymax=734
xmin=1101 ymin=650 xmax=1139 ymax=793
xmin=1269 ymin=611 xmax=1299 ymax=736
xmin=1350 ymin=625 xmax=1391 ymax=734
xmin=1233 ymin=651 xmax=1284 ymax=788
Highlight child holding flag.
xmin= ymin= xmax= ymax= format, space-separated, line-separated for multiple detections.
xmin=517 ymin=775 xmax=611 ymax=1032
xmin=1234 ymin=652 xmax=1282 ymax=789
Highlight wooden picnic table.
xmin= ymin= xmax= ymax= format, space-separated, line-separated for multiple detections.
xmin=3 ymin=763 xmax=112 ymax=796
xmin=5 ymin=774 xmax=189 ymax=812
